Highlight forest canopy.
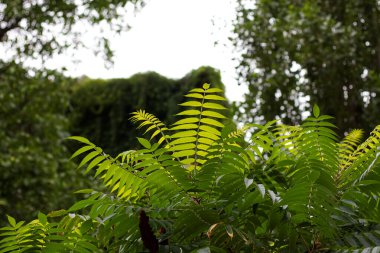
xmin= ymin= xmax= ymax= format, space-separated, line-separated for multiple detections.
xmin=232 ymin=0 xmax=380 ymax=135
xmin=0 ymin=0 xmax=145 ymax=62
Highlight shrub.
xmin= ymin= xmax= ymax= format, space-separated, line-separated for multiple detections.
xmin=69 ymin=66 xmax=229 ymax=155
xmin=1 ymin=84 xmax=379 ymax=252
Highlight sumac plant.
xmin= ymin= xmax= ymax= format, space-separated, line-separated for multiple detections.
xmin=1 ymin=84 xmax=380 ymax=252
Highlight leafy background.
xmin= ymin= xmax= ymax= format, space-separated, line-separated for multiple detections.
xmin=0 ymin=85 xmax=379 ymax=252
xmin=1 ymin=0 xmax=380 ymax=252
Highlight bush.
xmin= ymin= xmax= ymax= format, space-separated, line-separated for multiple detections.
xmin=1 ymin=84 xmax=379 ymax=252
xmin=69 ymin=66 xmax=229 ymax=155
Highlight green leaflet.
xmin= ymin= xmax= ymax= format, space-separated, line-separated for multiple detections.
xmin=200 ymin=118 xmax=224 ymax=128
xmin=203 ymin=102 xmax=227 ymax=110
xmin=70 ymin=145 xmax=95 ymax=160
xmin=204 ymin=88 xmax=223 ymax=93
xmin=173 ymin=150 xmax=196 ymax=158
xmin=198 ymin=131 xmax=219 ymax=140
xmin=198 ymin=137 xmax=215 ymax=145
xmin=177 ymin=109 xmax=201 ymax=116
xmin=204 ymin=94 xmax=226 ymax=101
xmin=185 ymin=93 xmax=204 ymax=99
xmin=169 ymin=143 xmax=196 ymax=152
xmin=202 ymin=110 xmax=226 ymax=119
xmin=200 ymin=125 xmax=221 ymax=136
xmin=85 ymin=155 xmax=106 ymax=174
xmin=203 ymin=83 xmax=210 ymax=89
xmin=6 ymin=216 xmax=16 ymax=227
xmin=67 ymin=136 xmax=94 ymax=146
xmin=171 ymin=124 xmax=199 ymax=130
xmin=169 ymin=136 xmax=197 ymax=145
xmin=313 ymin=104 xmax=320 ymax=117
xmin=180 ymin=101 xmax=203 ymax=107
xmin=150 ymin=129 xmax=161 ymax=140
xmin=190 ymin=88 xmax=206 ymax=93
xmin=171 ymin=130 xmax=197 ymax=138
xmin=137 ymin=137 xmax=151 ymax=149
xmin=78 ymin=150 xmax=102 ymax=169
xmin=173 ymin=117 xmax=199 ymax=125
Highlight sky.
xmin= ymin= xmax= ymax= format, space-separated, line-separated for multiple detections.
xmin=46 ymin=0 xmax=248 ymax=102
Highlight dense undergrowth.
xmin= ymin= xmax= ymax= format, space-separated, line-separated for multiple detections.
xmin=1 ymin=84 xmax=379 ymax=252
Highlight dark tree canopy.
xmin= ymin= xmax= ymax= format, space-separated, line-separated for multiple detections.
xmin=233 ymin=0 xmax=380 ymax=135
xmin=0 ymin=0 xmax=144 ymax=223
xmin=0 ymin=62 xmax=93 ymax=222
xmin=69 ymin=66 xmax=230 ymax=155
xmin=0 ymin=0 xmax=144 ymax=62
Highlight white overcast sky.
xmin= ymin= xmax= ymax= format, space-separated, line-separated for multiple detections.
xmin=46 ymin=0 xmax=248 ymax=102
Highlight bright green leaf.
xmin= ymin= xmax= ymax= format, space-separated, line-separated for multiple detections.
xmin=203 ymin=83 xmax=210 ymax=89
xmin=6 ymin=216 xmax=16 ymax=227
xmin=38 ymin=212 xmax=47 ymax=225
xmin=202 ymin=110 xmax=226 ymax=119
xmin=173 ymin=117 xmax=199 ymax=125
xmin=78 ymin=151 xmax=101 ymax=169
xmin=177 ymin=110 xmax=201 ymax=116
xmin=203 ymin=102 xmax=226 ymax=110
xmin=185 ymin=93 xmax=204 ymax=99
xmin=313 ymin=104 xmax=320 ymax=118
xmin=204 ymin=94 xmax=226 ymax=101
xmin=171 ymin=130 xmax=197 ymax=138
xmin=180 ymin=101 xmax=202 ymax=107
xmin=137 ymin=137 xmax=151 ymax=149
xmin=200 ymin=118 xmax=224 ymax=128
xmin=70 ymin=145 xmax=94 ymax=160
xmin=67 ymin=136 xmax=94 ymax=146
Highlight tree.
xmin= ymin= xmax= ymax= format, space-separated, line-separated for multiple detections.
xmin=232 ymin=0 xmax=380 ymax=136
xmin=0 ymin=62 xmax=93 ymax=222
xmin=69 ymin=66 xmax=230 ymax=155
xmin=0 ymin=0 xmax=144 ymax=222
xmin=0 ymin=0 xmax=144 ymax=63
xmin=1 ymin=84 xmax=379 ymax=252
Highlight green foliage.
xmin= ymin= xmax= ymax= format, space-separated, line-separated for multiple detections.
xmin=0 ymin=0 xmax=145 ymax=227
xmin=0 ymin=0 xmax=143 ymax=221
xmin=1 ymin=84 xmax=379 ymax=252
xmin=0 ymin=61 xmax=91 ymax=223
xmin=69 ymin=66 xmax=230 ymax=155
xmin=233 ymin=0 xmax=380 ymax=135
xmin=0 ymin=0 xmax=145 ymax=62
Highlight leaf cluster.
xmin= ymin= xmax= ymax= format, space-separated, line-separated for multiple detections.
xmin=1 ymin=84 xmax=379 ymax=252
xmin=232 ymin=0 xmax=380 ymax=136
xmin=0 ymin=0 xmax=145 ymax=62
